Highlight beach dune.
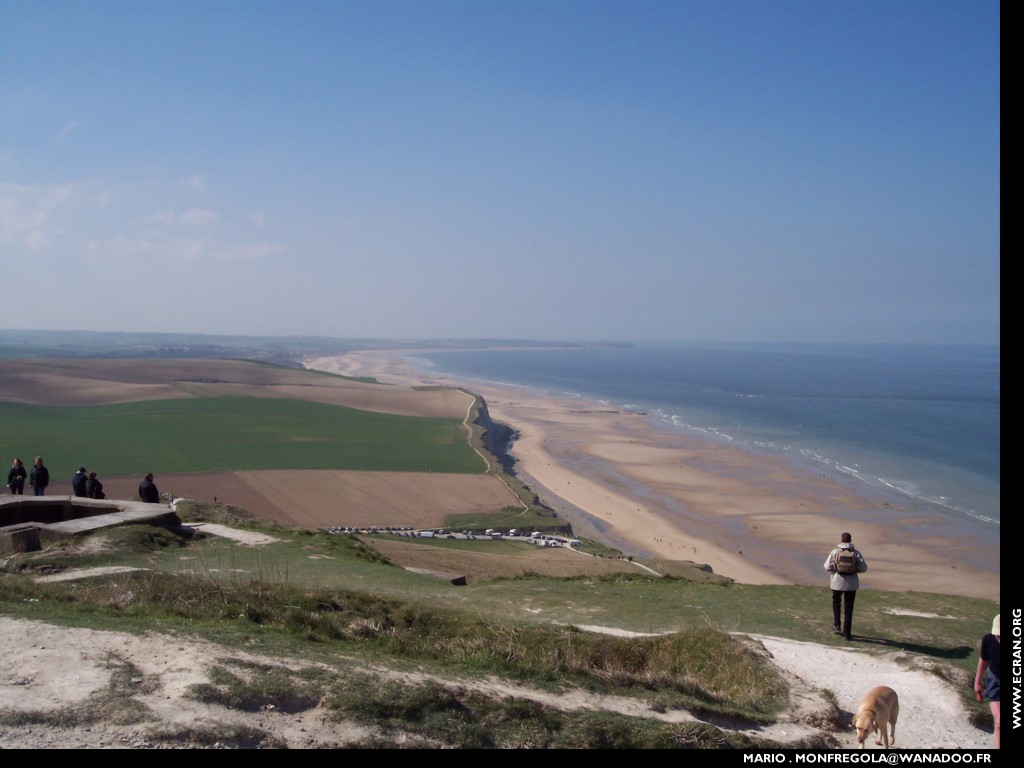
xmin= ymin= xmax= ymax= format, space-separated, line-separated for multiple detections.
xmin=306 ymin=352 xmax=999 ymax=601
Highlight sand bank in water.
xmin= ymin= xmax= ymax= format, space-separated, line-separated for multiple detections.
xmin=305 ymin=351 xmax=999 ymax=601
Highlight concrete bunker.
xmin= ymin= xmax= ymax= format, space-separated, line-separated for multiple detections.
xmin=0 ymin=496 xmax=180 ymax=554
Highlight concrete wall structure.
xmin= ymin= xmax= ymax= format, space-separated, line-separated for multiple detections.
xmin=0 ymin=496 xmax=180 ymax=553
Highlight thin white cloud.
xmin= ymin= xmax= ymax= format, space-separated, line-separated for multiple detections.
xmin=0 ymin=182 xmax=75 ymax=250
xmin=25 ymin=229 xmax=49 ymax=251
xmin=99 ymin=232 xmax=283 ymax=264
xmin=212 ymin=241 xmax=285 ymax=262
xmin=181 ymin=174 xmax=205 ymax=194
xmin=146 ymin=210 xmax=177 ymax=225
xmin=144 ymin=207 xmax=218 ymax=227
xmin=2 ymin=179 xmax=282 ymax=270
xmin=57 ymin=121 xmax=80 ymax=142
xmin=179 ymin=207 xmax=218 ymax=227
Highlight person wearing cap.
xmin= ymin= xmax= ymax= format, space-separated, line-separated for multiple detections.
xmin=138 ymin=473 xmax=161 ymax=503
xmin=823 ymin=532 xmax=867 ymax=641
xmin=72 ymin=467 xmax=88 ymax=497
xmin=974 ymin=614 xmax=1000 ymax=748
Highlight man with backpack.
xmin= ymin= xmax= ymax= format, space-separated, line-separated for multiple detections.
xmin=824 ymin=531 xmax=867 ymax=641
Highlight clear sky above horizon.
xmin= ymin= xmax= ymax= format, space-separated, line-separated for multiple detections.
xmin=0 ymin=0 xmax=999 ymax=345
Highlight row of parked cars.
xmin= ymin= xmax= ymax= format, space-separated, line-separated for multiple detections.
xmin=324 ymin=525 xmax=581 ymax=548
xmin=325 ymin=525 xmax=416 ymax=535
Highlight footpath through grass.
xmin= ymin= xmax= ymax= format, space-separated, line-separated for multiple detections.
xmin=0 ymin=569 xmax=789 ymax=725
xmin=0 ymin=518 xmax=998 ymax=746
xmin=2 ymin=521 xmax=996 ymax=689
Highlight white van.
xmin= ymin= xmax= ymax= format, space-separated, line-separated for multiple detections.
xmin=418 ymin=530 xmax=435 ymax=538
xmin=531 ymin=531 xmax=542 ymax=539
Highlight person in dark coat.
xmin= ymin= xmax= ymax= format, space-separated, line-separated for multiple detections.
xmin=138 ymin=473 xmax=160 ymax=503
xmin=7 ymin=458 xmax=27 ymax=494
xmin=85 ymin=472 xmax=105 ymax=499
xmin=72 ymin=467 xmax=88 ymax=497
xmin=29 ymin=457 xmax=50 ymax=496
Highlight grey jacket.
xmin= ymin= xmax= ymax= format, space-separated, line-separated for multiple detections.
xmin=824 ymin=542 xmax=867 ymax=591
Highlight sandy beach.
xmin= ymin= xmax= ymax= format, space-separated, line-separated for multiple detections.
xmin=305 ymin=350 xmax=1000 ymax=601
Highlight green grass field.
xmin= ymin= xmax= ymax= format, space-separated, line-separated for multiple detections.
xmin=5 ymin=521 xmax=995 ymax=685
xmin=0 ymin=396 xmax=484 ymax=475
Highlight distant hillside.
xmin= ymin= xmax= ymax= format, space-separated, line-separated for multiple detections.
xmin=0 ymin=329 xmax=618 ymax=368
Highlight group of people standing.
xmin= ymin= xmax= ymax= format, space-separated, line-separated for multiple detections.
xmin=7 ymin=457 xmax=160 ymax=503
xmin=5 ymin=457 xmax=55 ymax=497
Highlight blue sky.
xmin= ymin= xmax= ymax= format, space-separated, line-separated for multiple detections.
xmin=0 ymin=0 xmax=999 ymax=344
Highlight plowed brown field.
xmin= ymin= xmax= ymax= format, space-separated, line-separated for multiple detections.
xmin=0 ymin=357 xmax=473 ymax=417
xmin=1 ymin=357 xmax=519 ymax=529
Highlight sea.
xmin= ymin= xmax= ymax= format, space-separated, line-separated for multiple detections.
xmin=411 ymin=342 xmax=1000 ymax=538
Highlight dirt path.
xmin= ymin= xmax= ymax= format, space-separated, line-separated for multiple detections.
xmin=752 ymin=635 xmax=988 ymax=749
xmin=0 ymin=526 xmax=991 ymax=749
xmin=0 ymin=614 xmax=990 ymax=749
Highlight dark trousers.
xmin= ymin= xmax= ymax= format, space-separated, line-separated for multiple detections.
xmin=33 ymin=486 xmax=45 ymax=496
xmin=832 ymin=589 xmax=857 ymax=637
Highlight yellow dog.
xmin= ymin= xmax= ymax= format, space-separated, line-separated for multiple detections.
xmin=853 ymin=686 xmax=899 ymax=748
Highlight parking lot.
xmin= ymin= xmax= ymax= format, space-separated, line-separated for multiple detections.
xmin=324 ymin=526 xmax=581 ymax=549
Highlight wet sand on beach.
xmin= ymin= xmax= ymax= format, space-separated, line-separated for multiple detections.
xmin=305 ymin=351 xmax=999 ymax=600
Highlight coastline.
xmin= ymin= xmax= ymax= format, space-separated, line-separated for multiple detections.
xmin=305 ymin=350 xmax=1000 ymax=601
